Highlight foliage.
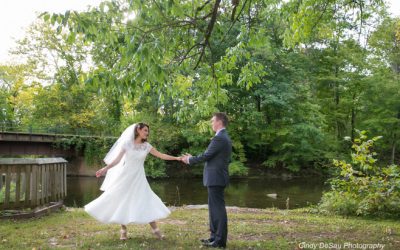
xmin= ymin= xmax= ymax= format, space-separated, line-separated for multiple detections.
xmin=1 ymin=1 xmax=399 ymax=176
xmin=55 ymin=136 xmax=115 ymax=166
xmin=54 ymin=133 xmax=168 ymax=178
xmin=319 ymin=131 xmax=400 ymax=217
xmin=0 ymin=182 xmax=13 ymax=202
xmin=228 ymin=161 xmax=248 ymax=176
xmin=283 ymin=0 xmax=385 ymax=46
xmin=143 ymin=157 xmax=167 ymax=178
xmin=360 ymin=17 xmax=400 ymax=164
xmin=0 ymin=181 xmax=26 ymax=203
xmin=0 ymin=64 xmax=32 ymax=126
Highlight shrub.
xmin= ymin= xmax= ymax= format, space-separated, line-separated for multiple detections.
xmin=319 ymin=130 xmax=400 ymax=218
xmin=229 ymin=161 xmax=248 ymax=177
xmin=319 ymin=191 xmax=360 ymax=216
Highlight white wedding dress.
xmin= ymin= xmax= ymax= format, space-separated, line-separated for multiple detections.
xmin=84 ymin=141 xmax=171 ymax=224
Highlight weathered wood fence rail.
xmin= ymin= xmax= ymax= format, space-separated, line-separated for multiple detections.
xmin=0 ymin=158 xmax=67 ymax=210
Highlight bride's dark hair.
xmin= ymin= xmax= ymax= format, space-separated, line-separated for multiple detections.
xmin=135 ymin=122 xmax=149 ymax=142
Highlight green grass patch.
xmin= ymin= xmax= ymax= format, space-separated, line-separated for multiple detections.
xmin=0 ymin=207 xmax=399 ymax=249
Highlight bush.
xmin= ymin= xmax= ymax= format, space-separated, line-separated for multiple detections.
xmin=229 ymin=161 xmax=248 ymax=177
xmin=318 ymin=130 xmax=400 ymax=218
xmin=319 ymin=191 xmax=360 ymax=216
xmin=54 ymin=136 xmax=115 ymax=166
xmin=145 ymin=157 xmax=167 ymax=178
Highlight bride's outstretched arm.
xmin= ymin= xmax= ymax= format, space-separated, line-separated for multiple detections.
xmin=96 ymin=150 xmax=125 ymax=177
xmin=150 ymin=148 xmax=181 ymax=161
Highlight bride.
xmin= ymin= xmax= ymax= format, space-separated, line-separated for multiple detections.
xmin=84 ymin=123 xmax=181 ymax=240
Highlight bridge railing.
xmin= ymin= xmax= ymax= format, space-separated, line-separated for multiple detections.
xmin=0 ymin=158 xmax=67 ymax=210
xmin=0 ymin=121 xmax=113 ymax=136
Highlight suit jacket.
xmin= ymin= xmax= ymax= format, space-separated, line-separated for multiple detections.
xmin=189 ymin=129 xmax=232 ymax=187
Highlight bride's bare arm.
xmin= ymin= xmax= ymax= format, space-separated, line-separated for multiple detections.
xmin=96 ymin=150 xmax=125 ymax=177
xmin=150 ymin=148 xmax=181 ymax=161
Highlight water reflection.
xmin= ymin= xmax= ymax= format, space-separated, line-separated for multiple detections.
xmin=65 ymin=176 xmax=328 ymax=209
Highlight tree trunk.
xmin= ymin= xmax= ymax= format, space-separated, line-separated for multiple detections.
xmin=393 ymin=110 xmax=400 ymax=164
xmin=392 ymin=138 xmax=396 ymax=165
xmin=333 ymin=41 xmax=341 ymax=140
xmin=256 ymin=96 xmax=261 ymax=112
xmin=351 ymin=94 xmax=356 ymax=140
xmin=334 ymin=65 xmax=340 ymax=140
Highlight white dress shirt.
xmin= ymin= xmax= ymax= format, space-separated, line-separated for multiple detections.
xmin=215 ymin=128 xmax=226 ymax=136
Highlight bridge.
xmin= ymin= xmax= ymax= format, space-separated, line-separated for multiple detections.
xmin=0 ymin=125 xmax=115 ymax=216
xmin=0 ymin=131 xmax=117 ymax=177
xmin=0 ymin=132 xmax=76 ymax=156
xmin=0 ymin=123 xmax=115 ymax=157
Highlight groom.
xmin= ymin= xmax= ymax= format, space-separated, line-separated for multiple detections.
xmin=182 ymin=112 xmax=232 ymax=248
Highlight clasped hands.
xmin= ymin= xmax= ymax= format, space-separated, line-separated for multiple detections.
xmin=180 ymin=153 xmax=192 ymax=164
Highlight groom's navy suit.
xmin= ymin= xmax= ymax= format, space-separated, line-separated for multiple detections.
xmin=189 ymin=129 xmax=232 ymax=247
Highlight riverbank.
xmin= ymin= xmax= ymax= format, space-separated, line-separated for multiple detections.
xmin=1 ymin=206 xmax=399 ymax=249
xmin=66 ymin=158 xmax=330 ymax=179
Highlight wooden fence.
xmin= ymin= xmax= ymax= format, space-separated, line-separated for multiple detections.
xmin=0 ymin=158 xmax=67 ymax=210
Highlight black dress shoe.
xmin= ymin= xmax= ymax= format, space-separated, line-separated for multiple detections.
xmin=203 ymin=241 xmax=226 ymax=248
xmin=200 ymin=238 xmax=214 ymax=243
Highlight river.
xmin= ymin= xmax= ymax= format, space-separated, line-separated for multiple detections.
xmin=65 ymin=176 xmax=328 ymax=209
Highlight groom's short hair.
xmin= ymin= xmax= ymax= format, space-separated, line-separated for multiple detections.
xmin=213 ymin=112 xmax=228 ymax=127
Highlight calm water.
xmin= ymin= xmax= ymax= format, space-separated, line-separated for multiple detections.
xmin=65 ymin=176 xmax=328 ymax=209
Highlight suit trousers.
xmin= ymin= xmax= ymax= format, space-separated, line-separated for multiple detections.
xmin=207 ymin=186 xmax=228 ymax=246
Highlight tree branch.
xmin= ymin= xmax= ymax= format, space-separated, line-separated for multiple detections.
xmin=194 ymin=0 xmax=222 ymax=70
xmin=231 ymin=0 xmax=240 ymax=21
xmin=196 ymin=0 xmax=212 ymax=13
xmin=178 ymin=43 xmax=203 ymax=66
xmin=218 ymin=0 xmax=249 ymax=47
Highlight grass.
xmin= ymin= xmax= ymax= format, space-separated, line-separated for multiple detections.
xmin=0 ymin=206 xmax=399 ymax=249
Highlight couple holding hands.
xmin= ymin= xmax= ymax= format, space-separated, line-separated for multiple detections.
xmin=84 ymin=112 xmax=232 ymax=248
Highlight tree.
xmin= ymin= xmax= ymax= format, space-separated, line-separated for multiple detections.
xmin=362 ymin=17 xmax=400 ymax=165
xmin=0 ymin=64 xmax=33 ymax=128
xmin=3 ymin=0 xmax=396 ymax=174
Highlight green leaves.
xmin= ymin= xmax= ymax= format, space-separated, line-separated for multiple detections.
xmin=322 ymin=131 xmax=400 ymax=217
xmin=42 ymin=12 xmax=51 ymax=22
xmin=4 ymin=0 xmax=398 ymax=177
xmin=283 ymin=0 xmax=386 ymax=46
xmin=237 ymin=61 xmax=267 ymax=90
